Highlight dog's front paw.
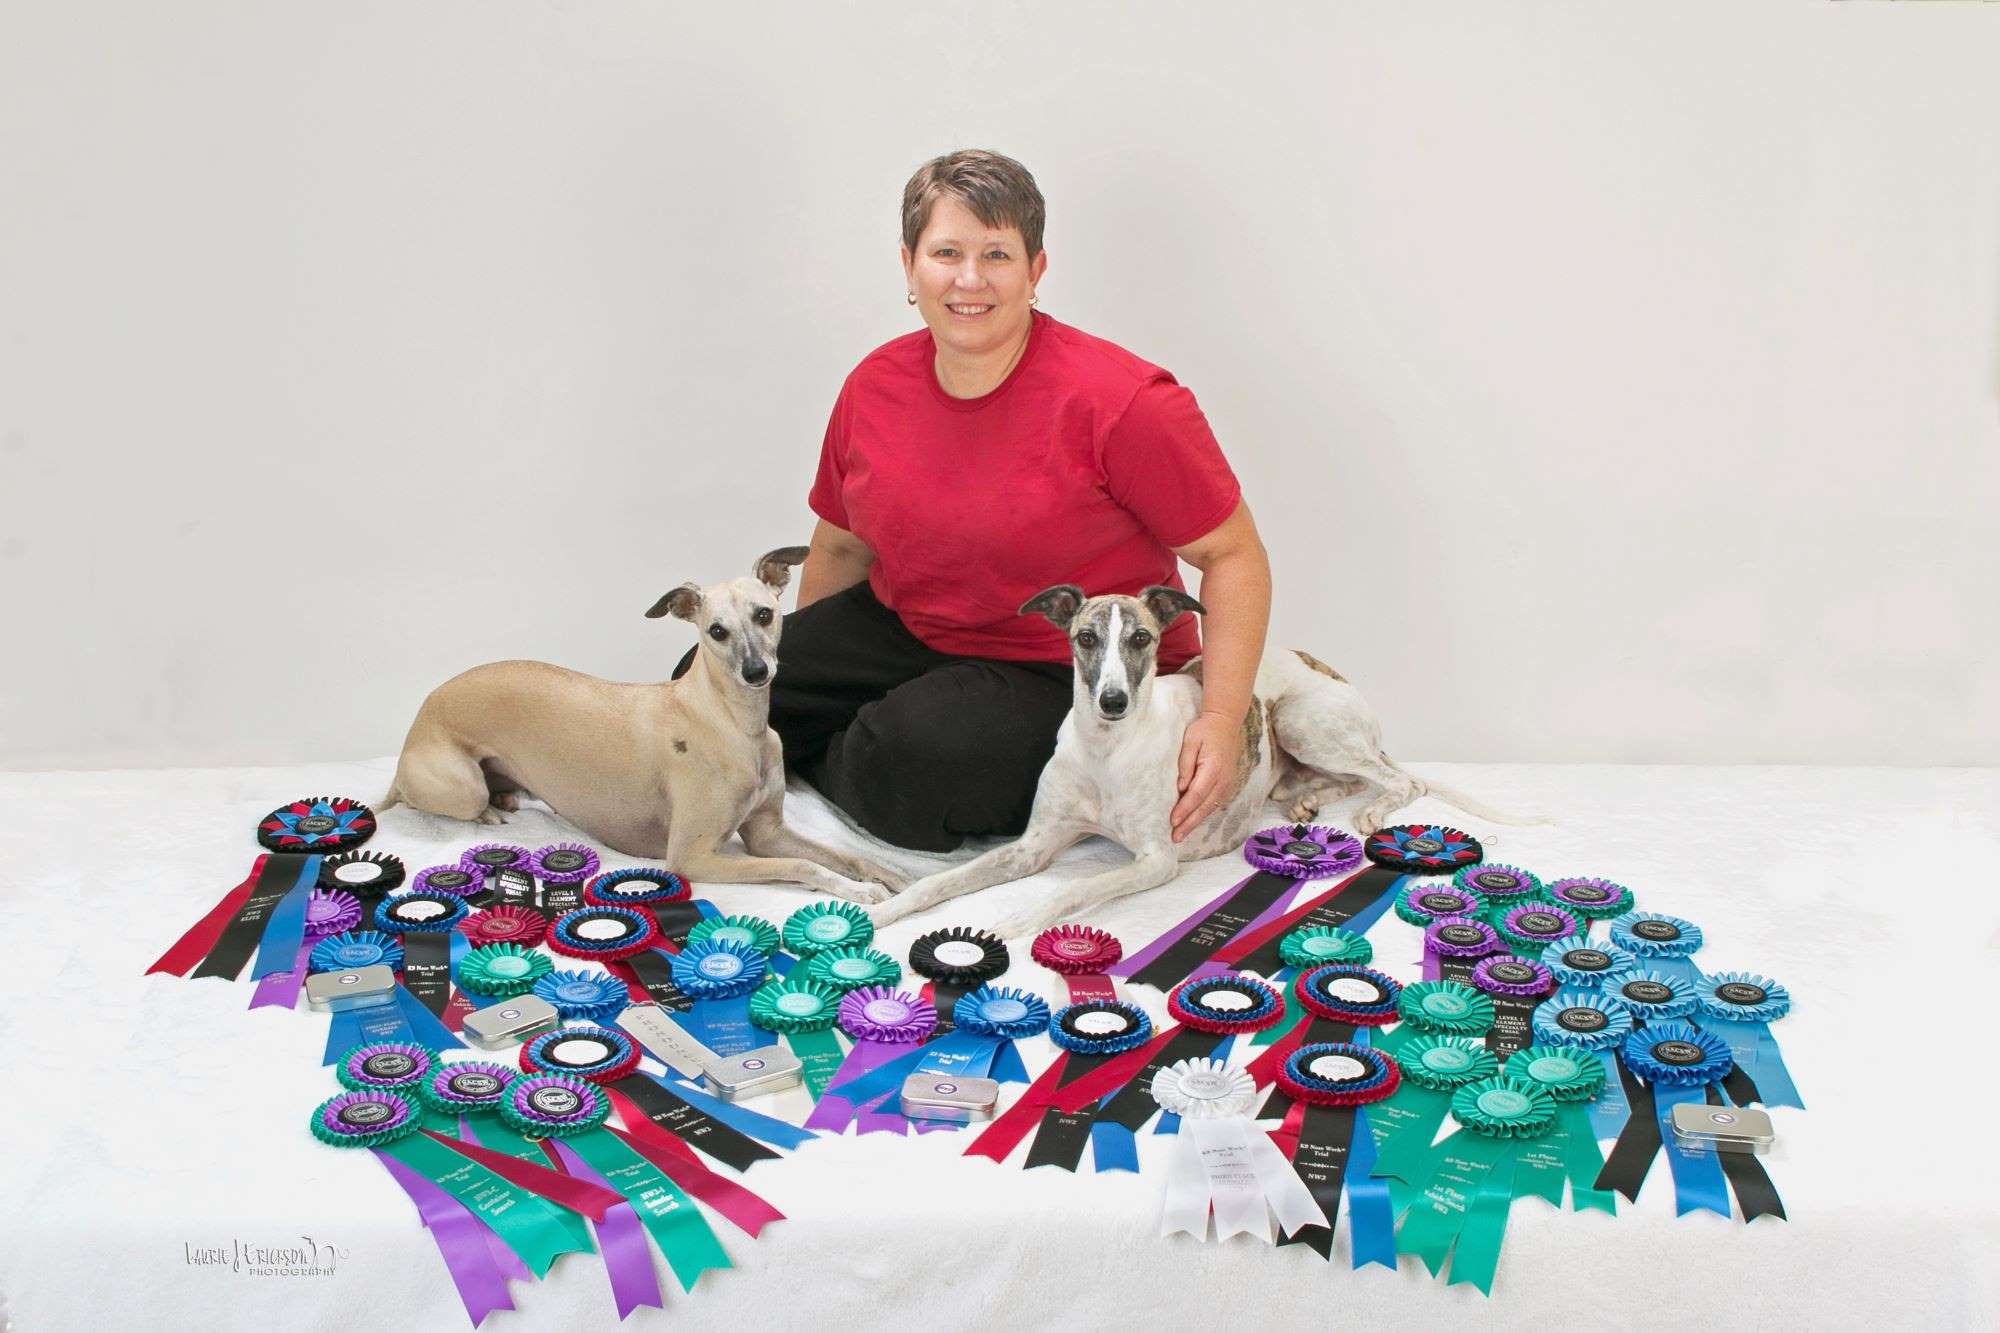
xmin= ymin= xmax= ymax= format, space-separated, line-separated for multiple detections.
xmin=1285 ymin=795 xmax=1321 ymax=823
xmin=867 ymin=893 xmax=925 ymax=927
xmin=477 ymin=806 xmax=511 ymax=826
xmin=855 ymin=863 xmax=914 ymax=894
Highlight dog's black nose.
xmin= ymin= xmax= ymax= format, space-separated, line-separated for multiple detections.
xmin=1098 ymin=688 xmax=1128 ymax=716
xmin=742 ymin=660 xmax=770 ymax=685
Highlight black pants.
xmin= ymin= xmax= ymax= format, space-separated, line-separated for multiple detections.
xmin=676 ymin=581 xmax=1073 ymax=852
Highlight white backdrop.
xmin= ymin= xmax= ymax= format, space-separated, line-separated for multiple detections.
xmin=3 ymin=0 xmax=1997 ymax=771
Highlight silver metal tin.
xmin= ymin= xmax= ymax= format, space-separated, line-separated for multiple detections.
xmin=462 ymin=995 xmax=561 ymax=1049
xmin=900 ymin=1072 xmax=999 ymax=1123
xmin=703 ymin=1045 xmax=802 ymax=1101
xmin=1668 ymin=1102 xmax=1776 ymax=1154
xmin=615 ymin=1004 xmax=720 ymax=1079
xmin=304 ymin=964 xmax=397 ymax=1012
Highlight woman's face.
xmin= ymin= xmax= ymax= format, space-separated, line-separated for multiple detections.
xmin=902 ymin=195 xmax=1047 ymax=360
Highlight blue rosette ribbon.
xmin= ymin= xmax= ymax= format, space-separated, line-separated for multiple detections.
xmin=668 ymin=939 xmax=768 ymax=1058
xmin=533 ymin=969 xmax=631 ymax=1024
xmin=308 ymin=930 xmax=465 ymax=1064
xmin=1531 ymin=989 xmax=1637 ymax=1138
xmin=1607 ymin=911 xmax=1704 ymax=979
xmin=1693 ymin=971 xmax=1800 ymax=1108
xmin=1539 ymin=935 xmax=1636 ymax=989
xmin=1600 ymin=1022 xmax=1740 ymax=1219
xmin=1602 ymin=968 xmax=1699 ymax=1023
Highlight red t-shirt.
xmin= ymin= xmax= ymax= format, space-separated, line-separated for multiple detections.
xmin=808 ymin=312 xmax=1240 ymax=669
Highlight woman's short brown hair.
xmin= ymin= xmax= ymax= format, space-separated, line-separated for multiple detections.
xmin=901 ymin=149 xmax=1046 ymax=258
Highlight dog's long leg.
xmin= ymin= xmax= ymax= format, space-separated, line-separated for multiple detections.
xmin=870 ymin=823 xmax=1087 ymax=928
xmin=990 ymin=847 xmax=1180 ymax=939
xmin=670 ymin=847 xmax=894 ymax=905
xmin=739 ymin=811 xmax=912 ymax=894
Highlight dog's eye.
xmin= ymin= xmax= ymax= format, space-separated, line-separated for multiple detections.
xmin=752 ymin=607 xmax=774 ymax=626
xmin=707 ymin=624 xmax=729 ymax=641
xmin=1075 ymin=630 xmax=1098 ymax=649
xmin=1131 ymin=630 xmax=1152 ymax=647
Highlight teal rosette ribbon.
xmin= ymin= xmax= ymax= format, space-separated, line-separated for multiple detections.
xmin=1507 ymin=1042 xmax=1618 ymax=1212
xmin=803 ymin=946 xmax=902 ymax=992
xmin=1602 ymin=967 xmax=1698 ymax=1022
xmin=1539 ymin=935 xmax=1635 ymax=989
xmin=456 ymin=943 xmax=554 ymax=998
xmin=1256 ymin=926 xmax=1374 ymax=1050
xmin=1692 ymin=971 xmax=1800 ymax=1108
xmin=1395 ymin=981 xmax=1493 ymax=1036
xmin=1395 ymin=1076 xmax=1557 ymax=1292
xmin=781 ymin=901 xmax=874 ymax=956
xmin=685 ymin=915 xmax=781 ymax=958
xmin=1370 ymin=1036 xmax=1499 ymax=1184
xmin=748 ymin=977 xmax=848 ymax=1098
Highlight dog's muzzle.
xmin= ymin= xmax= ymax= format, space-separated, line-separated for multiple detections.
xmin=1096 ymin=688 xmax=1128 ymax=719
xmin=742 ymin=659 xmax=771 ymax=686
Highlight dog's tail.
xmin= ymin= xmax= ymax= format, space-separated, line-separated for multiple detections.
xmin=1409 ymin=771 xmax=1547 ymax=828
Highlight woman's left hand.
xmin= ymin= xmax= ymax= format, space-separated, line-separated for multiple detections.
xmin=1172 ymin=710 xmax=1243 ymax=843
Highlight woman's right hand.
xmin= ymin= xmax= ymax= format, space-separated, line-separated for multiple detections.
xmin=796 ymin=519 xmax=875 ymax=608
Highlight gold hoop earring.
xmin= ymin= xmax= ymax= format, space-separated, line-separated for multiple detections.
xmin=906 ymin=292 xmax=916 ymax=305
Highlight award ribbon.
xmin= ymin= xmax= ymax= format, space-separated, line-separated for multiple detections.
xmin=1506 ymin=1045 xmax=1617 ymax=1214
xmin=908 ymin=928 xmax=1008 ymax=1038
xmin=520 ymin=1025 xmax=780 ymax=1171
xmin=1019 ymin=927 xmax=1125 ymax=1171
xmin=1595 ymin=1022 xmax=1738 ymax=1217
xmin=806 ymin=987 xmax=937 ymax=1134
xmin=967 ymin=999 xmax=1151 ymax=1165
xmin=1092 ymin=976 xmax=1288 ymax=1147
xmin=1423 ymin=916 xmax=1502 ymax=984
xmin=529 ymin=844 xmax=601 ymax=922
xmin=1608 ymin=910 xmax=1704 ymax=981
xmin=1249 ymin=924 xmax=1373 ymax=1050
xmin=310 ymin=928 xmax=465 ymax=1060
xmin=1393 ymin=1076 xmax=1558 ymax=1294
xmin=1366 ymin=1035 xmax=1499 ymax=1187
xmin=780 ymin=900 xmax=873 ymax=982
xmin=1493 ymin=903 xmax=1581 ymax=957
xmin=1151 ymin=1059 xmax=1327 ymax=1243
xmin=1541 ymin=875 xmax=1633 ymax=924
xmin=309 ymin=1087 xmax=594 ymax=1279
xmin=1539 ymin=935 xmax=1636 ymax=990
xmin=583 ymin=867 xmax=703 ymax=946
xmin=1363 ymin=823 xmax=1483 ymax=874
xmin=1393 ymin=878 xmax=1489 ymax=930
xmin=534 ymin=970 xmax=630 ymax=1025
xmin=1530 ymin=989 xmax=1637 ymax=1137
xmin=1119 ymin=825 xmax=1356 ymax=991
xmin=248 ymin=888 xmax=360 ymax=1010
xmin=1694 ymin=971 xmax=1800 ymax=1108
xmin=1246 ymin=964 xmax=1403 ymax=1098
xmin=497 ymin=1073 xmax=737 ymax=1294
xmin=376 ymin=890 xmax=471 ymax=1019
xmin=1470 ymin=956 xmax=1556 ymax=1058
xmin=668 ymin=939 xmax=768 ymax=1056
xmin=747 ymin=977 xmax=848 ymax=1097
xmin=1207 ymin=824 xmax=1424 ymax=979
xmin=1452 ymin=863 xmax=1539 ymax=918
xmin=1268 ymin=1042 xmax=1403 ymax=1257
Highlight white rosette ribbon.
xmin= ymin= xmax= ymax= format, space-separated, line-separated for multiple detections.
xmin=1149 ymin=1058 xmax=1327 ymax=1243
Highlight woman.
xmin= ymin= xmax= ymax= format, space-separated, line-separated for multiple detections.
xmin=773 ymin=149 xmax=1271 ymax=853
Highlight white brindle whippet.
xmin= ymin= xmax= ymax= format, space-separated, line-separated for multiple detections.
xmin=872 ymin=584 xmax=1519 ymax=935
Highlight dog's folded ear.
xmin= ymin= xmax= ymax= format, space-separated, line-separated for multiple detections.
xmin=753 ymin=545 xmax=811 ymax=591
xmin=645 ymin=583 xmax=703 ymax=622
xmin=1141 ymin=585 xmax=1205 ymax=629
xmin=1019 ymin=584 xmax=1085 ymax=629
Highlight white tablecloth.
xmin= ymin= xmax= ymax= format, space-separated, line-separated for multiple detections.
xmin=3 ymin=759 xmax=1995 ymax=1330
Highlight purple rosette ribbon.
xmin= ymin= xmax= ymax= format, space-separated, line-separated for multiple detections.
xmin=1423 ymin=916 xmax=1502 ymax=983
xmin=806 ymin=988 xmax=938 ymax=1134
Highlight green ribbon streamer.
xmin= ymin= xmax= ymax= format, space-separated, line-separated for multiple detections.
xmin=1558 ymin=1103 xmax=1617 ymax=1214
xmin=460 ymin=1117 xmax=596 ymax=1250
xmin=1394 ymin=1131 xmax=1510 ymax=1275
xmin=378 ymin=1133 xmax=593 ymax=1277
xmin=564 ymin=1127 xmax=732 ymax=1293
xmin=788 ymin=1027 xmax=847 ymax=1097
xmin=1446 ymin=1151 xmax=1518 ymax=1294
xmin=1511 ymin=1125 xmax=1566 ymax=1208
xmin=1250 ymin=973 xmax=1304 ymax=1047
xmin=1367 ymin=1085 xmax=1451 ymax=1182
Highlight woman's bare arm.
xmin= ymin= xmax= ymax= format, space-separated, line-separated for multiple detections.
xmin=797 ymin=518 xmax=876 ymax=608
